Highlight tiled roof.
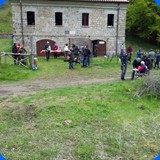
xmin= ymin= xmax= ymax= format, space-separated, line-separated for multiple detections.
xmin=70 ymin=0 xmax=129 ymax=3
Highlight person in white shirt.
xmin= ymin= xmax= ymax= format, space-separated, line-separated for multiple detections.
xmin=64 ymin=44 xmax=69 ymax=60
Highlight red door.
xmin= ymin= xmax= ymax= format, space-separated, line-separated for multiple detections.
xmin=36 ymin=39 xmax=55 ymax=56
xmin=92 ymin=40 xmax=106 ymax=56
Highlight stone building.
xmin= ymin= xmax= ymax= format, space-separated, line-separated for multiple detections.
xmin=11 ymin=0 xmax=129 ymax=56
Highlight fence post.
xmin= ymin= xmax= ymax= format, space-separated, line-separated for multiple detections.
xmin=4 ymin=52 xmax=7 ymax=64
xmin=0 ymin=52 xmax=1 ymax=72
xmin=30 ymin=53 xmax=34 ymax=69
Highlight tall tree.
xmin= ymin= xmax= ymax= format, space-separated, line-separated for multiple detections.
xmin=126 ymin=0 xmax=160 ymax=45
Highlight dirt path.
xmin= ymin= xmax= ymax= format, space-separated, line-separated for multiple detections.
xmin=0 ymin=74 xmax=119 ymax=97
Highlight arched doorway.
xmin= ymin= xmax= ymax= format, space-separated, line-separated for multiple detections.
xmin=36 ymin=39 xmax=55 ymax=56
xmin=92 ymin=40 xmax=106 ymax=56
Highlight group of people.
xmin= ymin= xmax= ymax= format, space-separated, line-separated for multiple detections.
xmin=65 ymin=44 xmax=91 ymax=69
xmin=12 ymin=43 xmax=27 ymax=66
xmin=120 ymin=43 xmax=160 ymax=80
xmin=44 ymin=41 xmax=92 ymax=69
xmin=12 ymin=43 xmax=38 ymax=70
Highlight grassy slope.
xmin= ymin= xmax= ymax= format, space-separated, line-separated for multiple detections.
xmin=0 ymin=75 xmax=159 ymax=160
xmin=0 ymin=55 xmax=160 ymax=160
xmin=0 ymin=1 xmax=13 ymax=33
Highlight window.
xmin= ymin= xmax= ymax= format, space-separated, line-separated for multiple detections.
xmin=27 ymin=11 xmax=35 ymax=25
xmin=107 ymin=14 xmax=114 ymax=27
xmin=55 ymin=12 xmax=63 ymax=26
xmin=82 ymin=13 xmax=89 ymax=26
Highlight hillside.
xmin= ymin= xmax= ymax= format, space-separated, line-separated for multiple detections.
xmin=0 ymin=1 xmax=12 ymax=33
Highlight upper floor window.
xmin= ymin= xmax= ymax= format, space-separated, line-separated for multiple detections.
xmin=82 ymin=13 xmax=89 ymax=26
xmin=55 ymin=12 xmax=63 ymax=26
xmin=27 ymin=11 xmax=35 ymax=25
xmin=107 ymin=14 xmax=114 ymax=27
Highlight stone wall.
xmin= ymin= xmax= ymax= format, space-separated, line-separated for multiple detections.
xmin=11 ymin=1 xmax=128 ymax=55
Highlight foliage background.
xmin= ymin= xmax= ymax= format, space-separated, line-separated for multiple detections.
xmin=127 ymin=0 xmax=160 ymax=45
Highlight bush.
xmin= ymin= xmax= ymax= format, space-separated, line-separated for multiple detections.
xmin=135 ymin=75 xmax=160 ymax=99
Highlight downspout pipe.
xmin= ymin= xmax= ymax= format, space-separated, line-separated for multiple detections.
xmin=116 ymin=3 xmax=120 ymax=55
xmin=20 ymin=0 xmax=24 ymax=46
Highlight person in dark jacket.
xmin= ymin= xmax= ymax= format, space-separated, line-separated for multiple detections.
xmin=131 ymin=58 xmax=141 ymax=80
xmin=12 ymin=43 xmax=18 ymax=65
xmin=121 ymin=53 xmax=128 ymax=80
xmin=137 ymin=48 xmax=142 ymax=58
xmin=44 ymin=41 xmax=51 ymax=61
xmin=82 ymin=45 xmax=91 ymax=67
xmin=154 ymin=51 xmax=160 ymax=69
xmin=67 ymin=53 xmax=73 ymax=69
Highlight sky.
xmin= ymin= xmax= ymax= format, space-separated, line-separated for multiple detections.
xmin=0 ymin=0 xmax=7 ymax=6
xmin=0 ymin=0 xmax=160 ymax=6
xmin=154 ymin=0 xmax=160 ymax=6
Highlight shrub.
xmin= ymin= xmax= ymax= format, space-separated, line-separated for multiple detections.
xmin=135 ymin=75 xmax=160 ymax=99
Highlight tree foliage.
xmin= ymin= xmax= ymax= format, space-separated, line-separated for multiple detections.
xmin=127 ymin=0 xmax=160 ymax=45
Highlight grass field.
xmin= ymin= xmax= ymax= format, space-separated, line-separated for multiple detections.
xmin=0 ymin=38 xmax=160 ymax=159
xmin=0 ymin=72 xmax=160 ymax=159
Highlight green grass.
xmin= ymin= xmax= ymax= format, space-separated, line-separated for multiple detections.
xmin=0 ymin=49 xmax=122 ymax=81
xmin=0 ymin=29 xmax=160 ymax=160
xmin=0 ymin=79 xmax=159 ymax=159
xmin=0 ymin=38 xmax=13 ymax=52
xmin=0 ymin=2 xmax=13 ymax=33
xmin=126 ymin=35 xmax=160 ymax=53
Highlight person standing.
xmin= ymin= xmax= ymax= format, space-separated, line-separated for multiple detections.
xmin=120 ymin=53 xmax=128 ymax=80
xmin=67 ymin=53 xmax=73 ymax=69
xmin=53 ymin=43 xmax=58 ymax=58
xmin=64 ymin=44 xmax=69 ymax=60
xmin=126 ymin=46 xmax=133 ymax=62
xmin=12 ymin=43 xmax=18 ymax=65
xmin=44 ymin=41 xmax=51 ymax=61
xmin=82 ymin=45 xmax=91 ymax=67
xmin=148 ymin=49 xmax=155 ymax=67
xmin=154 ymin=51 xmax=160 ymax=69
xmin=137 ymin=48 xmax=142 ymax=58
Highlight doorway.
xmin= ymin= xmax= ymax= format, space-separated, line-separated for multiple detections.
xmin=36 ymin=39 xmax=55 ymax=56
xmin=92 ymin=40 xmax=106 ymax=56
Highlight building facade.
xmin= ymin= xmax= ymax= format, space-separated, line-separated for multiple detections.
xmin=11 ymin=0 xmax=129 ymax=56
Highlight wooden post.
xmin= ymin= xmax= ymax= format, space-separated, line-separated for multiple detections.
xmin=4 ymin=52 xmax=7 ymax=64
xmin=0 ymin=52 xmax=1 ymax=72
xmin=30 ymin=53 xmax=34 ymax=69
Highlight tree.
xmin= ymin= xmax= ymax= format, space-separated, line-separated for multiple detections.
xmin=126 ymin=0 xmax=160 ymax=45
